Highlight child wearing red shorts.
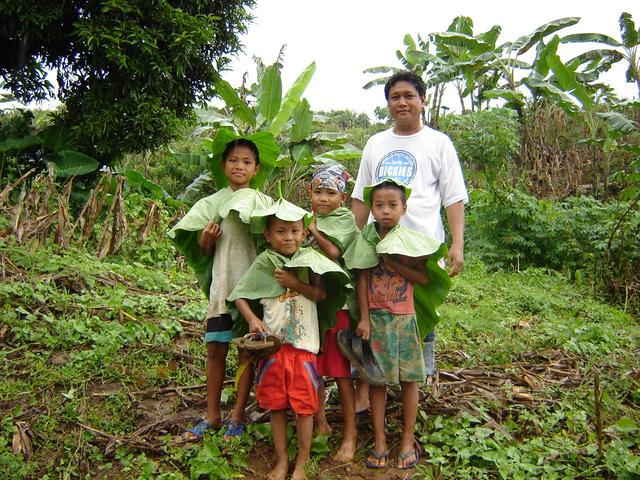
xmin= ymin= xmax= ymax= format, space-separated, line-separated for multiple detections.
xmin=228 ymin=199 xmax=351 ymax=480
xmin=306 ymin=164 xmax=359 ymax=461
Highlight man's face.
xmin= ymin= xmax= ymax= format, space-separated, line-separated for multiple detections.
xmin=387 ymin=80 xmax=425 ymax=129
xmin=264 ymin=218 xmax=306 ymax=256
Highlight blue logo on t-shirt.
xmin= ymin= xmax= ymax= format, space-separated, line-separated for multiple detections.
xmin=374 ymin=150 xmax=416 ymax=184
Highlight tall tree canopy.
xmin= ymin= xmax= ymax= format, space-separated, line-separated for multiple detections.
xmin=0 ymin=0 xmax=255 ymax=162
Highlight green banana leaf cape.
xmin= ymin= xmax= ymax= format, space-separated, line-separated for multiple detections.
xmin=313 ymin=207 xmax=359 ymax=323
xmin=249 ymin=198 xmax=313 ymax=234
xmin=314 ymin=207 xmax=360 ymax=253
xmin=343 ymin=222 xmax=452 ymax=339
xmin=227 ymin=246 xmax=353 ymax=340
xmin=167 ymin=187 xmax=273 ymax=296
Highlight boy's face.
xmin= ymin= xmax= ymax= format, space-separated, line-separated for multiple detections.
xmin=264 ymin=218 xmax=306 ymax=256
xmin=223 ymin=146 xmax=259 ymax=190
xmin=310 ymin=187 xmax=346 ymax=215
xmin=387 ymin=80 xmax=425 ymax=129
xmin=370 ymin=187 xmax=406 ymax=231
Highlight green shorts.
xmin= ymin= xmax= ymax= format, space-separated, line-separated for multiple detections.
xmin=369 ymin=310 xmax=425 ymax=385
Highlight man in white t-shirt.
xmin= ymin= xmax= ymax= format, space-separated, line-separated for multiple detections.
xmin=351 ymin=71 xmax=468 ymax=407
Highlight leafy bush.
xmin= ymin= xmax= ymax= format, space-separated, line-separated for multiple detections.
xmin=466 ymin=188 xmax=640 ymax=312
xmin=439 ymin=108 xmax=521 ymax=187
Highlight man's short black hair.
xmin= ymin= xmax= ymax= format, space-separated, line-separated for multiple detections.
xmin=384 ymin=71 xmax=426 ymax=100
xmin=370 ymin=180 xmax=408 ymax=205
xmin=222 ymin=138 xmax=260 ymax=164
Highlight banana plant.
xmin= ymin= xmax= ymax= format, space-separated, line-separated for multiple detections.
xmin=176 ymin=57 xmax=360 ymax=203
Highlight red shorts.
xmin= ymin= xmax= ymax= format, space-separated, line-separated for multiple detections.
xmin=255 ymin=344 xmax=320 ymax=415
xmin=317 ymin=310 xmax=351 ymax=378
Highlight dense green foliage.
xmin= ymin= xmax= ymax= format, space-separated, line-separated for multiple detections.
xmin=0 ymin=0 xmax=255 ymax=163
xmin=439 ymin=108 xmax=521 ymax=186
xmin=1 ymin=231 xmax=638 ymax=478
xmin=466 ymin=188 xmax=640 ymax=311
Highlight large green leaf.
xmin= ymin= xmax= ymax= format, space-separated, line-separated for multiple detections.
xmin=124 ymin=168 xmax=170 ymax=200
xmin=597 ymin=112 xmax=637 ymax=136
xmin=289 ymin=98 xmax=313 ymax=144
xmin=257 ymin=65 xmax=282 ymax=127
xmin=619 ymin=12 xmax=639 ymax=48
xmin=40 ymin=124 xmax=73 ymax=151
xmin=214 ymin=77 xmax=256 ymax=127
xmin=0 ymin=135 xmax=42 ymax=153
xmin=546 ymin=52 xmax=595 ymax=110
xmin=561 ymin=33 xmax=621 ymax=47
xmin=447 ymin=15 xmax=474 ymax=36
xmin=534 ymin=35 xmax=561 ymax=77
xmin=512 ymin=17 xmax=580 ymax=55
xmin=524 ymin=78 xmax=579 ymax=113
xmin=178 ymin=172 xmax=214 ymax=205
xmin=269 ymin=62 xmax=316 ymax=137
xmin=49 ymin=150 xmax=99 ymax=177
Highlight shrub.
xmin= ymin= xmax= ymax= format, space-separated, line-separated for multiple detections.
xmin=439 ymin=108 xmax=521 ymax=187
xmin=466 ymin=188 xmax=640 ymax=312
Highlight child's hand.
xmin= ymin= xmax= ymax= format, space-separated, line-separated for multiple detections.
xmin=248 ymin=318 xmax=265 ymax=333
xmin=274 ymin=269 xmax=299 ymax=290
xmin=356 ymin=318 xmax=371 ymax=341
xmin=199 ymin=221 xmax=222 ymax=255
xmin=307 ymin=219 xmax=318 ymax=236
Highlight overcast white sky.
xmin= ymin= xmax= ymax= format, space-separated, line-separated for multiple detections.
xmin=225 ymin=0 xmax=640 ymax=117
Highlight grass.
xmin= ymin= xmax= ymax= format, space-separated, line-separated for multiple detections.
xmin=1 ymin=237 xmax=639 ymax=479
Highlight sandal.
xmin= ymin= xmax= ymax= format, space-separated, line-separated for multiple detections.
xmin=337 ymin=330 xmax=385 ymax=386
xmin=364 ymin=448 xmax=389 ymax=469
xmin=185 ymin=419 xmax=217 ymax=441
xmin=397 ymin=448 xmax=420 ymax=469
xmin=223 ymin=419 xmax=246 ymax=439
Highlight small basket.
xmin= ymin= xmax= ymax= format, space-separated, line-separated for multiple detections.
xmin=231 ymin=333 xmax=282 ymax=359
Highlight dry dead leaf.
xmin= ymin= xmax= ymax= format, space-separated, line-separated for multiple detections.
xmin=11 ymin=422 xmax=32 ymax=459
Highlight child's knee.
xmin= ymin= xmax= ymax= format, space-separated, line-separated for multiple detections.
xmin=207 ymin=342 xmax=228 ymax=362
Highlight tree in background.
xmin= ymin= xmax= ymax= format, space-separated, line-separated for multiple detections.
xmin=0 ymin=0 xmax=255 ymax=164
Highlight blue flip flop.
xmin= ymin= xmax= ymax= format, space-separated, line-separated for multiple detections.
xmin=397 ymin=448 xmax=420 ymax=469
xmin=365 ymin=448 xmax=389 ymax=469
xmin=223 ymin=419 xmax=246 ymax=438
xmin=185 ymin=419 xmax=217 ymax=440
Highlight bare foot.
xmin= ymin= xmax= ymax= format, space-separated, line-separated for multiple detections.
xmin=266 ymin=458 xmax=288 ymax=480
xmin=315 ymin=420 xmax=332 ymax=437
xmin=290 ymin=464 xmax=308 ymax=480
xmin=332 ymin=437 xmax=356 ymax=462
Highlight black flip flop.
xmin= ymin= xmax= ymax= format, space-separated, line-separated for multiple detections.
xmin=337 ymin=329 xmax=385 ymax=386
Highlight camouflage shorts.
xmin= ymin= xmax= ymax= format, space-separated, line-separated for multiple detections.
xmin=369 ymin=310 xmax=426 ymax=385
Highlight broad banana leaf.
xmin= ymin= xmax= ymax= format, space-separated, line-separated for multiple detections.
xmin=270 ymin=62 xmax=316 ymax=137
xmin=257 ymin=65 xmax=282 ymax=127
xmin=214 ymin=77 xmax=256 ymax=127
xmin=512 ymin=17 xmax=580 ymax=55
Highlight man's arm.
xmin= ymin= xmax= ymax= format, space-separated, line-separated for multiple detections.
xmin=351 ymin=198 xmax=370 ymax=230
xmin=445 ymin=200 xmax=465 ymax=277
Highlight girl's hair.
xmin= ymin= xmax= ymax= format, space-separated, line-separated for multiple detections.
xmin=222 ymin=138 xmax=260 ymax=164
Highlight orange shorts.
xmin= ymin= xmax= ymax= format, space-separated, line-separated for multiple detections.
xmin=255 ymin=344 xmax=320 ymax=415
xmin=317 ymin=310 xmax=351 ymax=378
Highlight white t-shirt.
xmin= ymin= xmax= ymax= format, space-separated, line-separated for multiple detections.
xmin=352 ymin=126 xmax=468 ymax=242
xmin=207 ymin=212 xmax=257 ymax=318
xmin=260 ymin=289 xmax=320 ymax=354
